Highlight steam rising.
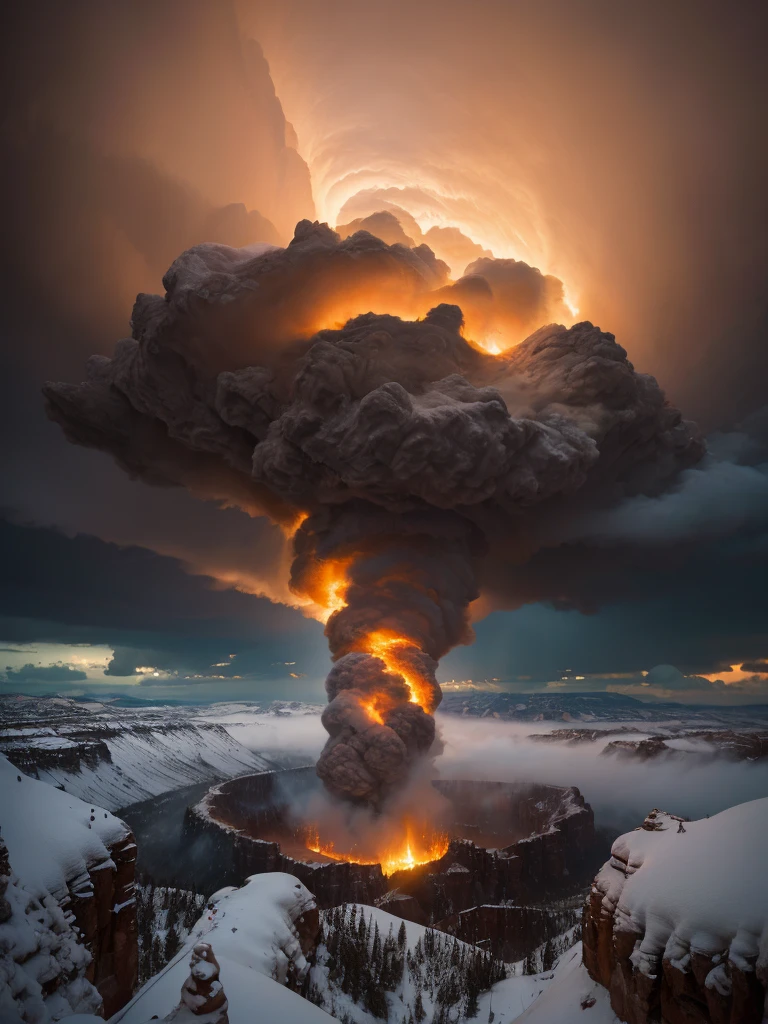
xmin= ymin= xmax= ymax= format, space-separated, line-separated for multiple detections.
xmin=44 ymin=223 xmax=703 ymax=808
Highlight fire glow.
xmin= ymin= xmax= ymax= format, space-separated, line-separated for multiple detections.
xmin=315 ymin=558 xmax=436 ymax=717
xmin=304 ymin=819 xmax=449 ymax=876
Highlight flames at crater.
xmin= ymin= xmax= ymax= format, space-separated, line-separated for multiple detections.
xmin=303 ymin=818 xmax=449 ymax=876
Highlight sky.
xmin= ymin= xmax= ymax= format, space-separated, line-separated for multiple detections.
xmin=1 ymin=0 xmax=767 ymax=705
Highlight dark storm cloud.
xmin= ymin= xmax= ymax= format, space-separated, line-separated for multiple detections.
xmin=0 ymin=0 xmax=316 ymax=622
xmin=741 ymin=662 xmax=768 ymax=675
xmin=1 ymin=664 xmax=87 ymax=684
xmin=0 ymin=517 xmax=327 ymax=682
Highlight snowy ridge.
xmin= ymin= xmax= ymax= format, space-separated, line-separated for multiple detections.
xmin=0 ymin=838 xmax=103 ymax=1024
xmin=515 ymin=944 xmax=618 ymax=1022
xmin=115 ymin=873 xmax=330 ymax=1024
xmin=595 ymin=799 xmax=768 ymax=975
xmin=0 ymin=754 xmax=129 ymax=900
xmin=0 ymin=705 xmax=275 ymax=810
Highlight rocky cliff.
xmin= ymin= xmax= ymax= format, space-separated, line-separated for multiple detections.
xmin=0 ymin=694 xmax=273 ymax=810
xmin=183 ymin=770 xmax=597 ymax=934
xmin=0 ymin=754 xmax=138 ymax=1017
xmin=582 ymin=802 xmax=768 ymax=1024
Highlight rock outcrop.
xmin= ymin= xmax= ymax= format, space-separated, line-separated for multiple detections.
xmin=174 ymin=943 xmax=229 ymax=1022
xmin=0 ymin=835 xmax=102 ymax=1023
xmin=582 ymin=802 xmax=768 ymax=1024
xmin=0 ymin=754 xmax=138 ymax=1017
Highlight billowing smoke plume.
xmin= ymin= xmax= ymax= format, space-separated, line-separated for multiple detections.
xmin=44 ymin=223 xmax=703 ymax=808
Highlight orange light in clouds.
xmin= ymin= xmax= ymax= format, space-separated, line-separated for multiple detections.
xmin=360 ymin=629 xmax=421 ymax=704
xmin=361 ymin=699 xmax=384 ymax=725
xmin=307 ymin=557 xmax=354 ymax=624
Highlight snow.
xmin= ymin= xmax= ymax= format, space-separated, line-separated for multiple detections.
xmin=0 ymin=754 xmax=129 ymax=901
xmin=514 ymin=944 xmax=618 ymax=1022
xmin=309 ymin=903 xmax=511 ymax=1024
xmin=25 ymin=724 xmax=273 ymax=810
xmin=0 ymin=838 xmax=103 ymax=1023
xmin=115 ymin=873 xmax=330 ymax=1024
xmin=475 ymin=972 xmax=553 ymax=1022
xmin=594 ymin=798 xmax=768 ymax=973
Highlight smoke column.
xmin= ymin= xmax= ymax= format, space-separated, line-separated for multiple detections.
xmin=44 ymin=222 xmax=703 ymax=810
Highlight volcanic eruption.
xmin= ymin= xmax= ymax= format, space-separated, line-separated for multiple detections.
xmin=43 ymin=221 xmax=704 ymax=847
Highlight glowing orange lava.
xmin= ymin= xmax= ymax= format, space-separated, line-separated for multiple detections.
xmin=304 ymin=819 xmax=449 ymax=876
xmin=358 ymin=629 xmax=436 ymax=712
xmin=311 ymin=557 xmax=353 ymax=623
xmin=361 ymin=699 xmax=384 ymax=725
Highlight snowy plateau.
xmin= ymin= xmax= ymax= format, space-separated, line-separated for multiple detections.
xmin=0 ymin=696 xmax=321 ymax=810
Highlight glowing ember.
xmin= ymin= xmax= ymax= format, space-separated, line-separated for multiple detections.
xmin=304 ymin=820 xmax=449 ymax=876
xmin=358 ymin=628 xmax=435 ymax=711
xmin=361 ymin=699 xmax=384 ymax=725
xmin=312 ymin=557 xmax=353 ymax=622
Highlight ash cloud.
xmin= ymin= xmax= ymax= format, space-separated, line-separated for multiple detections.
xmin=45 ymin=224 xmax=703 ymax=809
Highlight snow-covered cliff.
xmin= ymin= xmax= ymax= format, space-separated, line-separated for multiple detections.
xmin=583 ymin=799 xmax=768 ymax=1023
xmin=0 ymin=697 xmax=274 ymax=809
xmin=0 ymin=754 xmax=138 ymax=1018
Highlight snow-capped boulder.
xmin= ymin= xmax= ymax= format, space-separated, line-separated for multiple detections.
xmin=583 ymin=799 xmax=768 ymax=1023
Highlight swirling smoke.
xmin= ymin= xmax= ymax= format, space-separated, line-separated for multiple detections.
xmin=44 ymin=221 xmax=703 ymax=809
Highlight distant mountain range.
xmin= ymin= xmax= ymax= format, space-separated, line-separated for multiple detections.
xmin=437 ymin=690 xmax=768 ymax=725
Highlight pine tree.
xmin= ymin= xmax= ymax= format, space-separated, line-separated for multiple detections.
xmin=164 ymin=925 xmax=181 ymax=961
xmin=414 ymin=990 xmax=426 ymax=1023
xmin=151 ymin=934 xmax=164 ymax=972
xmin=465 ymin=983 xmax=480 ymax=1019
xmin=398 ymin=921 xmax=407 ymax=948
xmin=542 ymin=939 xmax=555 ymax=973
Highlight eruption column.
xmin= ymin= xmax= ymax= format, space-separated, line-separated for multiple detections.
xmin=42 ymin=225 xmax=704 ymax=817
xmin=291 ymin=512 xmax=479 ymax=809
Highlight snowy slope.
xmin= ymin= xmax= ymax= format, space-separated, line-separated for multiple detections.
xmin=514 ymin=944 xmax=618 ymax=1022
xmin=0 ymin=754 xmax=129 ymax=899
xmin=0 ymin=699 xmax=275 ymax=809
xmin=114 ymin=873 xmax=331 ymax=1024
xmin=0 ymin=756 xmax=133 ymax=1023
xmin=0 ymin=838 xmax=103 ymax=1024
xmin=32 ymin=724 xmax=273 ymax=809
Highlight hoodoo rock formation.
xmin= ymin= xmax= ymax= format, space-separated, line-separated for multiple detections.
xmin=176 ymin=943 xmax=229 ymax=1023
xmin=582 ymin=801 xmax=768 ymax=1024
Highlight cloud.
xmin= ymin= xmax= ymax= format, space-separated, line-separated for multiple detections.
xmin=563 ymin=454 xmax=768 ymax=546
xmin=252 ymin=0 xmax=768 ymax=426
xmin=434 ymin=715 xmax=768 ymax=832
xmin=741 ymin=661 xmax=768 ymax=674
xmin=2 ymin=662 xmax=87 ymax=684
xmin=0 ymin=516 xmax=330 ymax=691
xmin=606 ymin=664 xmax=768 ymax=703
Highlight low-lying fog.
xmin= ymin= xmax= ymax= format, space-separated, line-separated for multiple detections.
xmin=226 ymin=711 xmax=768 ymax=834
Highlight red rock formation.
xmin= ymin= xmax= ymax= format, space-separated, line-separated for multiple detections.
xmin=180 ymin=943 xmax=228 ymax=1021
xmin=582 ymin=808 xmax=767 ymax=1024
xmin=71 ymin=831 xmax=139 ymax=1016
